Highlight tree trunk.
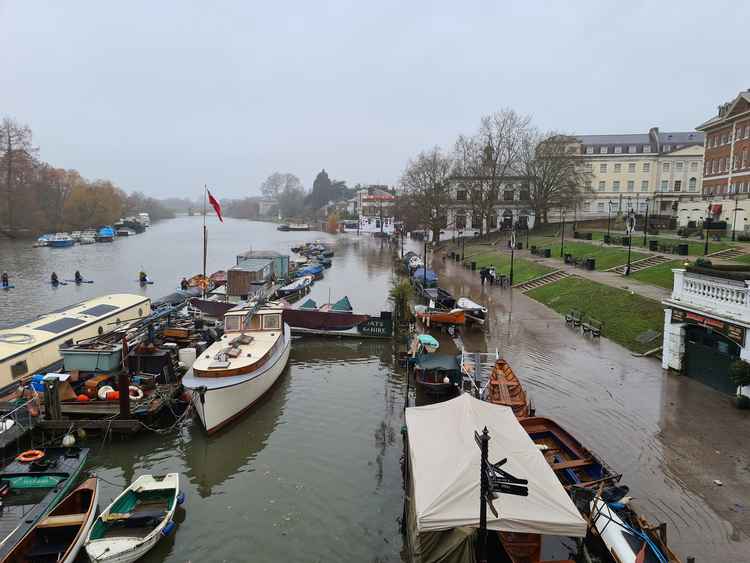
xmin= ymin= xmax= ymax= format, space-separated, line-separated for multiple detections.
xmin=5 ymin=135 xmax=12 ymax=230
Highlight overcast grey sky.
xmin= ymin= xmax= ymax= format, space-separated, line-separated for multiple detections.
xmin=2 ymin=1 xmax=747 ymax=199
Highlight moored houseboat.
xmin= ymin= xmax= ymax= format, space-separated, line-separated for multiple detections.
xmin=0 ymin=294 xmax=150 ymax=391
xmin=183 ymin=302 xmax=291 ymax=434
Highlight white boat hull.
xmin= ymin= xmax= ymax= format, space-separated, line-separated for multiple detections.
xmin=190 ymin=328 xmax=291 ymax=433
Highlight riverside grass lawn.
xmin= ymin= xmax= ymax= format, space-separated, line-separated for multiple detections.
xmin=526 ymin=237 xmax=648 ymax=271
xmin=462 ymin=250 xmax=554 ymax=284
xmin=630 ymin=260 xmax=685 ymax=289
xmin=578 ymin=230 xmax=732 ymax=256
xmin=526 ymin=276 xmax=664 ymax=354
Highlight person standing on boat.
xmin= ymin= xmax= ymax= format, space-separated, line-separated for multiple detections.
xmin=139 ymin=270 xmax=148 ymax=284
xmin=74 ymin=270 xmax=83 ymax=283
xmin=1 ymin=272 xmax=9 ymax=288
xmin=50 ymin=272 xmax=59 ymax=285
xmin=180 ymin=277 xmax=189 ymax=290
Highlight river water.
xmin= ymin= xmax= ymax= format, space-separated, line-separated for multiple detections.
xmin=1 ymin=218 xmax=406 ymax=562
xmin=1 ymin=219 xmax=748 ymax=562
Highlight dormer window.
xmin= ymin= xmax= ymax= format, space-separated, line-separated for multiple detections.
xmin=628 ymin=146 xmax=636 ymax=153
xmin=642 ymin=145 xmax=650 ymax=152
xmin=614 ymin=146 xmax=622 ymax=154
xmin=585 ymin=146 xmax=594 ymax=154
xmin=600 ymin=147 xmax=608 ymax=154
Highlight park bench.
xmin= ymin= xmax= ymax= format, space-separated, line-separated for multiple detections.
xmin=582 ymin=317 xmax=603 ymax=338
xmin=565 ymin=310 xmax=582 ymax=328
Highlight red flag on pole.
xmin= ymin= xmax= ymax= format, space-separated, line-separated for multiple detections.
xmin=207 ymin=190 xmax=223 ymax=222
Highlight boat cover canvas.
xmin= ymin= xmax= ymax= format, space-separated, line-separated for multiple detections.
xmin=299 ymin=299 xmax=318 ymax=310
xmin=414 ymin=354 xmax=459 ymax=372
xmin=417 ymin=334 xmax=439 ymax=348
xmin=412 ymin=268 xmax=438 ymax=283
xmin=456 ymin=297 xmax=485 ymax=311
xmin=330 ymin=296 xmax=352 ymax=312
xmin=405 ymin=394 xmax=587 ymax=537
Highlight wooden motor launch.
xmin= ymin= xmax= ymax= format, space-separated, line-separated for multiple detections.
xmin=182 ymin=301 xmax=291 ymax=434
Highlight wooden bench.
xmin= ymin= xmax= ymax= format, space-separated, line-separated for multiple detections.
xmin=564 ymin=310 xmax=582 ymax=328
xmin=582 ymin=318 xmax=603 ymax=338
xmin=38 ymin=513 xmax=88 ymax=528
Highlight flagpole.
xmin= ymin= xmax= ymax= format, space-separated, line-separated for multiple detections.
xmin=203 ymin=184 xmax=208 ymax=297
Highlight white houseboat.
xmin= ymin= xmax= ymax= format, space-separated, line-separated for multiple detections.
xmin=0 ymin=294 xmax=150 ymax=391
xmin=183 ymin=302 xmax=291 ymax=434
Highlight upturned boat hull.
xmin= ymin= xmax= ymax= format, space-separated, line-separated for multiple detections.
xmin=187 ymin=326 xmax=291 ymax=434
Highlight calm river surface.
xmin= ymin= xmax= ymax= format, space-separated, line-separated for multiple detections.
xmin=0 ymin=218 xmax=406 ymax=562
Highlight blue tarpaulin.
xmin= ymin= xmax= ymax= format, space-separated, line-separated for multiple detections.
xmin=412 ymin=268 xmax=438 ymax=283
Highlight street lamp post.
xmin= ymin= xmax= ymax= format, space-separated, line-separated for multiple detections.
xmin=509 ymin=228 xmax=516 ymax=285
xmin=606 ymin=201 xmax=612 ymax=241
xmin=560 ymin=209 xmax=566 ymax=257
xmin=423 ymin=238 xmax=428 ymax=287
xmin=732 ymin=194 xmax=739 ymax=242
xmin=642 ymin=198 xmax=650 ymax=246
xmin=625 ymin=210 xmax=635 ymax=276
xmin=704 ymin=203 xmax=711 ymax=256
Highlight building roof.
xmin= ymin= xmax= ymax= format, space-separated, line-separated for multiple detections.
xmin=697 ymin=91 xmax=750 ymax=130
xmin=577 ymin=133 xmax=651 ymax=145
xmin=237 ymin=250 xmax=285 ymax=260
xmin=232 ymin=258 xmax=272 ymax=272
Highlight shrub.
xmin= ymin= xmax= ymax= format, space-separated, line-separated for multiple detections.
xmin=729 ymin=359 xmax=750 ymax=387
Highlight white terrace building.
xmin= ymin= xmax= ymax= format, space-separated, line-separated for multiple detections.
xmin=444 ymin=174 xmax=536 ymax=237
xmin=663 ymin=265 xmax=750 ymax=395
xmin=573 ymin=128 xmax=704 ymax=221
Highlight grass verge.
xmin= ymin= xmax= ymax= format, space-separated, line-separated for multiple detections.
xmin=580 ymin=230 xmax=731 ymax=255
xmin=526 ymin=277 xmax=664 ymax=354
xmin=463 ymin=251 xmax=554 ymax=284
xmin=629 ymin=260 xmax=685 ymax=289
xmin=527 ymin=237 xmax=648 ymax=270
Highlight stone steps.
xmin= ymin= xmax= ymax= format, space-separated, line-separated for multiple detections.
xmin=706 ymin=247 xmax=747 ymax=260
xmin=608 ymin=254 xmax=671 ymax=275
xmin=515 ymin=270 xmax=570 ymax=292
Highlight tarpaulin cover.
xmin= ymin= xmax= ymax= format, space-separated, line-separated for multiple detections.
xmin=405 ymin=394 xmax=587 ymax=537
xmin=412 ymin=268 xmax=438 ymax=283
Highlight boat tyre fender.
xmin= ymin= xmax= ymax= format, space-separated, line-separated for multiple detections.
xmin=17 ymin=449 xmax=45 ymax=463
xmin=177 ymin=491 xmax=186 ymax=505
xmin=128 ymin=385 xmax=144 ymax=400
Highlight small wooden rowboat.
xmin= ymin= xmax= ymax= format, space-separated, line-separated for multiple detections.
xmin=484 ymin=359 xmax=530 ymax=418
xmin=3 ymin=477 xmax=99 ymax=563
xmin=85 ymin=473 xmax=182 ymax=563
xmin=414 ymin=305 xmax=465 ymax=326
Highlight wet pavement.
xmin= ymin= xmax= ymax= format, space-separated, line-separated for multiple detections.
xmin=430 ymin=250 xmax=750 ymax=562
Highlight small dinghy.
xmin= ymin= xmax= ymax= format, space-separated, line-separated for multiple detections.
xmin=85 ymin=473 xmax=182 ymax=563
xmin=456 ymin=297 xmax=487 ymax=325
xmin=484 ymin=358 xmax=530 ymax=418
xmin=276 ymin=275 xmax=313 ymax=297
xmin=3 ymin=477 xmax=99 ymax=563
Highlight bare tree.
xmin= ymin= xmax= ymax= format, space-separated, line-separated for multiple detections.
xmin=0 ymin=118 xmax=35 ymax=230
xmin=260 ymin=172 xmax=303 ymax=199
xmin=399 ymin=146 xmax=453 ymax=241
xmin=521 ymin=131 xmax=589 ymax=224
xmin=453 ymin=109 xmax=532 ymax=236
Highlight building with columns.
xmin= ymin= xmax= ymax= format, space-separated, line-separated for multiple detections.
xmin=573 ymin=128 xmax=704 ymax=222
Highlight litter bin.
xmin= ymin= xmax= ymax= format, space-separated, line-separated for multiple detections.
xmin=678 ymin=243 xmax=689 ymax=256
xmin=585 ymin=258 xmax=596 ymax=270
xmin=585 ymin=232 xmax=593 ymax=240
xmin=516 ymin=242 xmax=523 ymax=250
xmin=543 ymin=248 xmax=551 ymax=258
xmin=603 ymin=234 xmax=611 ymax=244
xmin=470 ymin=261 xmax=476 ymax=271
xmin=530 ymin=245 xmax=537 ymax=254
xmin=648 ymin=240 xmax=658 ymax=251
xmin=621 ymin=236 xmax=630 ymax=246
xmin=564 ymin=253 xmax=573 ymax=264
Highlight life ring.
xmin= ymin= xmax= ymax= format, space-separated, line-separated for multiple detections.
xmin=17 ymin=450 xmax=45 ymax=463
xmin=128 ymin=386 xmax=144 ymax=400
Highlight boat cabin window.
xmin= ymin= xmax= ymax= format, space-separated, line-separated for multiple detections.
xmin=224 ymin=315 xmax=241 ymax=332
xmin=11 ymin=360 xmax=28 ymax=379
xmin=245 ymin=315 xmax=262 ymax=331
xmin=262 ymin=314 xmax=281 ymax=330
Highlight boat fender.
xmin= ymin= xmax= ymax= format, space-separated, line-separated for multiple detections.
xmin=62 ymin=433 xmax=76 ymax=447
xmin=98 ymin=386 xmax=115 ymax=401
xmin=128 ymin=385 xmax=144 ymax=400
xmin=161 ymin=520 xmax=176 ymax=536
xmin=177 ymin=491 xmax=186 ymax=505
xmin=17 ymin=450 xmax=45 ymax=463
xmin=607 ymin=502 xmax=626 ymax=511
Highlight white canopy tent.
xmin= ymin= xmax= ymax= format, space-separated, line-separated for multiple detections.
xmin=405 ymin=394 xmax=586 ymax=538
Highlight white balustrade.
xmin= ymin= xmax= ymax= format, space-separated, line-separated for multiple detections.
xmin=671 ymin=268 xmax=750 ymax=318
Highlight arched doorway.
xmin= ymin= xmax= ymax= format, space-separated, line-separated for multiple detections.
xmin=502 ymin=209 xmax=513 ymax=229
xmin=683 ymin=325 xmax=741 ymax=394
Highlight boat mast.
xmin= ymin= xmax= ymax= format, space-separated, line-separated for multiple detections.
xmin=203 ymin=184 xmax=208 ymax=298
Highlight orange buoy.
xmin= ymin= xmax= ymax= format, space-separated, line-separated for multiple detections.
xmin=17 ymin=450 xmax=44 ymax=463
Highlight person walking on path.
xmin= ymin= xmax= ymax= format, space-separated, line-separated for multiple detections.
xmin=480 ymin=267 xmax=487 ymax=286
xmin=1 ymin=272 xmax=9 ymax=288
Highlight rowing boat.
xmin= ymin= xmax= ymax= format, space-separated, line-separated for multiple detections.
xmin=3 ymin=477 xmax=99 ymax=563
xmin=414 ymin=305 xmax=465 ymax=326
xmin=85 ymin=473 xmax=182 ymax=563
xmin=483 ymin=359 xmax=529 ymax=418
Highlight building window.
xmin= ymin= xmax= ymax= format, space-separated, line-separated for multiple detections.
xmin=628 ymin=163 xmax=636 ymax=173
xmin=585 ymin=161 xmax=593 ymax=170
xmin=598 ymin=181 xmax=606 ymax=192
xmin=597 ymin=202 xmax=605 ymax=212
xmin=456 ymin=214 xmax=466 ymax=229
xmin=690 ymin=161 xmax=698 ymax=171
xmin=585 ymin=181 xmax=592 ymax=192
xmin=676 ymin=161 xmax=683 ymax=171
xmin=741 ymin=182 xmax=748 ymax=193
xmin=614 ymin=146 xmax=622 ymax=154
xmin=519 ymin=189 xmax=530 ymax=201
xmin=674 ymin=180 xmax=682 ymax=192
xmin=642 ymin=145 xmax=650 ymax=152
xmin=660 ymin=180 xmax=668 ymax=192
xmin=583 ymin=201 xmax=590 ymax=211
xmin=456 ymin=189 xmax=467 ymax=201
xmin=628 ymin=145 xmax=636 ymax=153
xmin=662 ymin=162 xmax=670 ymax=172
xmin=641 ymin=180 xmax=649 ymax=192
xmin=600 ymin=147 xmax=608 ymax=154
xmin=745 ymin=125 xmax=750 ymax=138
xmin=743 ymin=148 xmax=748 ymax=168
xmin=626 ymin=180 xmax=634 ymax=192
xmin=663 ymin=144 xmax=671 ymax=152
xmin=712 ymin=160 xmax=717 ymax=174
xmin=586 ymin=146 xmax=594 ymax=154
xmin=688 ymin=177 xmax=697 ymax=192
xmin=614 ymin=163 xmax=621 ymax=173
xmin=612 ymin=181 xmax=620 ymax=192
xmin=503 ymin=190 xmax=514 ymax=201
xmin=720 ymin=157 xmax=725 ymax=171
xmin=642 ymin=162 xmax=650 ymax=172
xmin=600 ymin=163 xmax=607 ymax=173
